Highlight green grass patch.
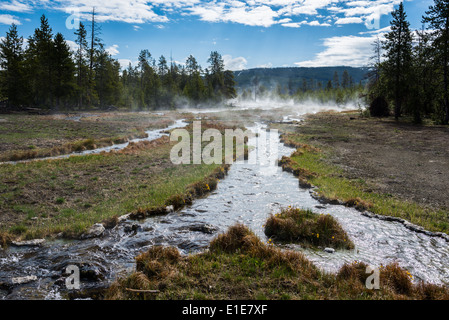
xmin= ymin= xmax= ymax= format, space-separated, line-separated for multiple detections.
xmin=0 ymin=121 xmax=242 ymax=241
xmin=264 ymin=207 xmax=354 ymax=250
xmin=279 ymin=133 xmax=449 ymax=234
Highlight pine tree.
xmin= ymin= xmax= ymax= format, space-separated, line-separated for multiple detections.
xmin=94 ymin=47 xmax=121 ymax=108
xmin=224 ymin=70 xmax=237 ymax=99
xmin=27 ymin=14 xmax=54 ymax=107
xmin=0 ymin=24 xmax=25 ymax=108
xmin=53 ymin=32 xmax=75 ymax=108
xmin=423 ymin=0 xmax=449 ymax=124
xmin=207 ymin=51 xmax=225 ymax=99
xmin=74 ymin=22 xmax=89 ymax=108
xmin=382 ymin=2 xmax=413 ymax=120
xmin=333 ymin=71 xmax=340 ymax=89
xmin=342 ymin=70 xmax=350 ymax=89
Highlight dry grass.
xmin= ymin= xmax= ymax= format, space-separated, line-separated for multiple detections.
xmin=337 ymin=261 xmax=449 ymax=299
xmin=106 ymin=224 xmax=449 ymax=300
xmin=3 ymin=131 xmax=148 ymax=162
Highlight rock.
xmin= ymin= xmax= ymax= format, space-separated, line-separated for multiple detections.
xmin=78 ymin=263 xmax=106 ymax=282
xmin=117 ymin=213 xmax=131 ymax=223
xmin=361 ymin=212 xmax=374 ymax=219
xmin=59 ymin=262 xmax=106 ymax=282
xmin=298 ymin=178 xmax=313 ymax=189
xmin=11 ymin=275 xmax=38 ymax=285
xmin=166 ymin=205 xmax=174 ymax=213
xmin=11 ymin=239 xmax=45 ymax=247
xmin=81 ymin=223 xmax=105 ymax=239
xmin=324 ymin=248 xmax=335 ymax=254
xmin=188 ymin=224 xmax=218 ymax=234
xmin=124 ymin=223 xmax=141 ymax=233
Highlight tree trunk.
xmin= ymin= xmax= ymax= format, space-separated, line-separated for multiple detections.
xmin=445 ymin=18 xmax=449 ymax=124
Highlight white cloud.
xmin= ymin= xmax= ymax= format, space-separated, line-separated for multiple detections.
xmin=0 ymin=0 xmax=32 ymax=13
xmin=189 ymin=3 xmax=278 ymax=27
xmin=41 ymin=0 xmax=169 ymax=24
xmin=335 ymin=17 xmax=364 ymax=25
xmin=106 ymin=44 xmax=119 ymax=56
xmin=118 ymin=58 xmax=138 ymax=70
xmin=295 ymin=34 xmax=382 ymax=67
xmin=0 ymin=14 xmax=21 ymax=25
xmin=65 ymin=39 xmax=78 ymax=52
xmin=223 ymin=54 xmax=248 ymax=71
xmin=4 ymin=0 xmax=404 ymax=29
xmin=257 ymin=62 xmax=273 ymax=68
xmin=282 ymin=20 xmax=331 ymax=28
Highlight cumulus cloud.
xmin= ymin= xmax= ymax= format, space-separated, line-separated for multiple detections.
xmin=282 ymin=20 xmax=331 ymax=28
xmin=65 ymin=39 xmax=78 ymax=52
xmin=257 ymin=62 xmax=273 ymax=68
xmin=223 ymin=54 xmax=248 ymax=71
xmin=118 ymin=58 xmax=138 ymax=70
xmin=106 ymin=44 xmax=120 ymax=56
xmin=0 ymin=14 xmax=21 ymax=25
xmin=295 ymin=34 xmax=381 ymax=67
xmin=335 ymin=17 xmax=364 ymax=25
xmin=16 ymin=0 xmax=404 ymax=28
xmin=0 ymin=0 xmax=32 ymax=13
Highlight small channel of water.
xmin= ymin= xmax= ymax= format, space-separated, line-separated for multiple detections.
xmin=1 ymin=119 xmax=188 ymax=165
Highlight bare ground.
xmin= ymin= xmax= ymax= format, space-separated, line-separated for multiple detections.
xmin=299 ymin=111 xmax=449 ymax=211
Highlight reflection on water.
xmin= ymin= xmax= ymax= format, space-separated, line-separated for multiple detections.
xmin=1 ymin=119 xmax=449 ymax=300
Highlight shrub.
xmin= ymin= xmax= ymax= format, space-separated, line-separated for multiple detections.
xmin=369 ymin=96 xmax=390 ymax=117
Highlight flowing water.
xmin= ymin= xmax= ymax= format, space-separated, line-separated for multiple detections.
xmin=1 ymin=112 xmax=449 ymax=300
xmin=1 ymin=119 xmax=188 ymax=165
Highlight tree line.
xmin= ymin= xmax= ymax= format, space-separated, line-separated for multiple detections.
xmin=368 ymin=0 xmax=449 ymax=124
xmin=240 ymin=69 xmax=363 ymax=105
xmin=0 ymin=13 xmax=236 ymax=111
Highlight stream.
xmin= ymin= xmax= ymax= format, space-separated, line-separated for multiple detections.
xmin=1 ymin=112 xmax=449 ymax=300
xmin=1 ymin=119 xmax=188 ymax=165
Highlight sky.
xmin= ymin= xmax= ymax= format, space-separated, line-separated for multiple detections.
xmin=0 ymin=0 xmax=436 ymax=71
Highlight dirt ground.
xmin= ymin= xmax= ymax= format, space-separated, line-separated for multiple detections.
xmin=299 ymin=112 xmax=449 ymax=211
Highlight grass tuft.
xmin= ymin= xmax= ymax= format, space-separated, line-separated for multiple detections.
xmin=264 ymin=207 xmax=354 ymax=249
xmin=105 ymin=224 xmax=449 ymax=300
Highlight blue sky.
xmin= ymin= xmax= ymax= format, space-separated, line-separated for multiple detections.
xmin=0 ymin=0 xmax=435 ymax=71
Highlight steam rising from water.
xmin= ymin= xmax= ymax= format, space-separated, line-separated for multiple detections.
xmin=181 ymin=97 xmax=362 ymax=117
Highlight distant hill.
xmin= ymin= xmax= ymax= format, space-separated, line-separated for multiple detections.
xmin=233 ymin=67 xmax=369 ymax=91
